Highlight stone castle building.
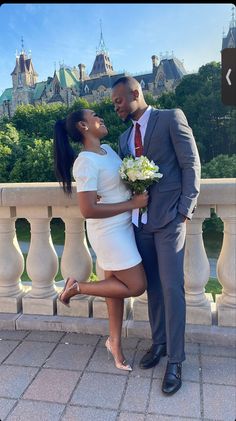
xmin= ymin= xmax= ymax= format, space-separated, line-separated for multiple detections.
xmin=0 ymin=10 xmax=235 ymax=118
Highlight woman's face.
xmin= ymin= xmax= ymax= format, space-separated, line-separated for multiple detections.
xmin=83 ymin=109 xmax=108 ymax=138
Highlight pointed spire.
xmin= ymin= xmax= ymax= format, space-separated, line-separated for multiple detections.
xmin=96 ymin=19 xmax=107 ymax=54
xmin=21 ymin=36 xmax=25 ymax=54
xmin=230 ymin=5 xmax=236 ymax=29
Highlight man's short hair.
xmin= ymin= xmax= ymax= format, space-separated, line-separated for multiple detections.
xmin=112 ymin=76 xmax=141 ymax=91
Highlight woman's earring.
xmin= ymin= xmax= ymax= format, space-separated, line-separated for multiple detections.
xmin=85 ymin=126 xmax=88 ymax=130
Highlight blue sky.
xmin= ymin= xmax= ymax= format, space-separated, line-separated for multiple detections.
xmin=0 ymin=3 xmax=234 ymax=95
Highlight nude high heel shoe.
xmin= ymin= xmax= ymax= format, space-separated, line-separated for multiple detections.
xmin=58 ymin=278 xmax=80 ymax=307
xmin=105 ymin=337 xmax=132 ymax=372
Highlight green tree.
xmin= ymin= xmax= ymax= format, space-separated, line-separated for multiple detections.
xmin=201 ymin=154 xmax=236 ymax=178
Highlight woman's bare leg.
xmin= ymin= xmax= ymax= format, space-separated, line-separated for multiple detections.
xmin=105 ymin=289 xmax=124 ymax=363
xmin=77 ymin=263 xmax=147 ymax=298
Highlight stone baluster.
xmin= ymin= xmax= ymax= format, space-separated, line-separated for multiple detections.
xmin=0 ymin=207 xmax=25 ymax=313
xmin=215 ymin=204 xmax=236 ymax=327
xmin=17 ymin=207 xmax=58 ymax=315
xmin=52 ymin=206 xmax=93 ymax=317
xmin=184 ymin=205 xmax=212 ymax=325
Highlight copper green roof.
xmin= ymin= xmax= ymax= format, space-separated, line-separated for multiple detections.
xmin=33 ymin=81 xmax=46 ymax=100
xmin=56 ymin=67 xmax=80 ymax=89
xmin=0 ymin=88 xmax=12 ymax=105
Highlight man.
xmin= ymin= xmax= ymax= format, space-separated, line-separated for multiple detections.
xmin=111 ymin=76 xmax=201 ymax=395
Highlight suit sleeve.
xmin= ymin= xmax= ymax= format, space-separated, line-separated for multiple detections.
xmin=169 ymin=109 xmax=201 ymax=220
xmin=118 ymin=134 xmax=125 ymax=160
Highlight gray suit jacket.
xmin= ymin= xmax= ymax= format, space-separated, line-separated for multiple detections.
xmin=119 ymin=108 xmax=201 ymax=231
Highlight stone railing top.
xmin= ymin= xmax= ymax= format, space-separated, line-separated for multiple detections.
xmin=0 ymin=179 xmax=235 ymax=207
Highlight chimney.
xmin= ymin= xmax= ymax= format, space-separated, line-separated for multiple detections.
xmin=78 ymin=63 xmax=86 ymax=81
xmin=151 ymin=55 xmax=158 ymax=71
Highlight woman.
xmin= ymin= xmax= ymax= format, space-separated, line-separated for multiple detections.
xmin=53 ymin=108 xmax=147 ymax=371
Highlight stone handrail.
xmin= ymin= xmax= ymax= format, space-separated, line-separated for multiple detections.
xmin=0 ymin=179 xmax=235 ymax=328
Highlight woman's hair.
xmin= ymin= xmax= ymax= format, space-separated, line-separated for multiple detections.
xmin=53 ymin=109 xmax=85 ymax=195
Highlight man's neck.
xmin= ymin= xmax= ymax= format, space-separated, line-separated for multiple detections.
xmin=132 ymin=105 xmax=149 ymax=121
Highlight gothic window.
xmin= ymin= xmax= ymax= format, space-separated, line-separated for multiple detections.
xmin=18 ymin=73 xmax=23 ymax=87
xmin=157 ymin=73 xmax=165 ymax=87
xmin=54 ymin=83 xmax=60 ymax=94
xmin=84 ymin=85 xmax=89 ymax=94
xmin=140 ymin=80 xmax=145 ymax=89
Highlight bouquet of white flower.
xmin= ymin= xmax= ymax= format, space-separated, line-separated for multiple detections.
xmin=119 ymin=155 xmax=163 ymax=217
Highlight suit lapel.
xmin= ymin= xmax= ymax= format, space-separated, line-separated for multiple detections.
xmin=121 ymin=125 xmax=133 ymax=156
xmin=143 ymin=109 xmax=159 ymax=155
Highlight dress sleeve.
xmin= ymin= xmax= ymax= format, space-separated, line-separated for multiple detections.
xmin=72 ymin=155 xmax=98 ymax=192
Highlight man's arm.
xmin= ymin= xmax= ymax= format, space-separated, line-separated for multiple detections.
xmin=169 ymin=108 xmax=201 ymax=220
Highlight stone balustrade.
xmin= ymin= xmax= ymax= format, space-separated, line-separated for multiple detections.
xmin=0 ymin=179 xmax=235 ymax=334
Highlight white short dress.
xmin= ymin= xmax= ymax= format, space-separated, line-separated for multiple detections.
xmin=72 ymin=144 xmax=142 ymax=271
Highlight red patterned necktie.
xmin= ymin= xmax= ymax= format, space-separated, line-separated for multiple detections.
xmin=134 ymin=122 xmax=143 ymax=157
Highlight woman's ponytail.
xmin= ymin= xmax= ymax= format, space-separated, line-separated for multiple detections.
xmin=53 ymin=118 xmax=75 ymax=195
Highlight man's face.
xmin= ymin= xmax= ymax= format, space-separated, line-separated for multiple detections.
xmin=111 ymin=83 xmax=138 ymax=122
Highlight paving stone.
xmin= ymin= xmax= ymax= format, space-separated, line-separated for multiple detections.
xmin=98 ymin=336 xmax=139 ymax=349
xmin=25 ymin=331 xmax=65 ymax=343
xmin=121 ymin=376 xmax=151 ymax=412
xmin=0 ymin=398 xmax=17 ymax=419
xmin=22 ymin=368 xmax=79 ymax=404
xmin=6 ymin=400 xmax=65 ymax=421
xmin=0 ymin=330 xmax=29 ymax=340
xmin=201 ymin=355 xmax=236 ymax=385
xmin=200 ymin=344 xmax=236 ymax=358
xmin=71 ymin=372 xmax=126 ymax=409
xmin=148 ymin=380 xmax=201 ymax=418
xmin=137 ymin=338 xmax=153 ymax=351
xmin=86 ymin=346 xmax=133 ymax=375
xmin=146 ymin=416 xmax=201 ymax=421
xmin=203 ymin=383 xmax=236 ymax=420
xmin=62 ymin=406 xmax=117 ymax=421
xmin=0 ymin=365 xmax=39 ymax=398
xmin=118 ymin=412 xmax=145 ymax=421
xmin=3 ymin=341 xmax=57 ymax=367
xmin=44 ymin=343 xmax=94 ymax=371
xmin=60 ymin=332 xmax=101 ymax=346
xmin=185 ymin=342 xmax=200 ymax=354
xmin=129 ymin=349 xmax=157 ymax=378
xmin=0 ymin=340 xmax=19 ymax=363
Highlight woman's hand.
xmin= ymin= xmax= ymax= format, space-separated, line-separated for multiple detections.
xmin=131 ymin=191 xmax=149 ymax=209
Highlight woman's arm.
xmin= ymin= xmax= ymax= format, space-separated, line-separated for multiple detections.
xmin=77 ymin=191 xmax=148 ymax=219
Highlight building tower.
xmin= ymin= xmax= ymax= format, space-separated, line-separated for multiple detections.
xmin=89 ymin=20 xmax=115 ymax=78
xmin=11 ymin=37 xmax=38 ymax=112
xmin=222 ymin=5 xmax=236 ymax=49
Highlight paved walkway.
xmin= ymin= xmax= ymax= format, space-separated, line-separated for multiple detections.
xmin=0 ymin=330 xmax=235 ymax=421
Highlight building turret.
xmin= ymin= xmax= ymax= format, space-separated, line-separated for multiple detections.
xmin=222 ymin=6 xmax=236 ymax=49
xmin=89 ymin=21 xmax=115 ymax=78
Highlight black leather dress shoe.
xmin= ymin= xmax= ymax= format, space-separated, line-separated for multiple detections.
xmin=139 ymin=343 xmax=167 ymax=369
xmin=162 ymin=362 xmax=182 ymax=395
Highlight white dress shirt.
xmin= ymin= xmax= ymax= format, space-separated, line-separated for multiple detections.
xmin=129 ymin=105 xmax=152 ymax=156
xmin=129 ymin=105 xmax=152 ymax=226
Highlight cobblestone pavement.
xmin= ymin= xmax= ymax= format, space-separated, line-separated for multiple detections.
xmin=0 ymin=330 xmax=235 ymax=421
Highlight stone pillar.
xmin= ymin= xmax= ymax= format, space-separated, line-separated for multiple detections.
xmin=215 ymin=205 xmax=236 ymax=327
xmin=0 ymin=208 xmax=25 ymax=313
xmin=52 ymin=206 xmax=93 ymax=317
xmin=184 ymin=206 xmax=213 ymax=325
xmin=18 ymin=207 xmax=59 ymax=315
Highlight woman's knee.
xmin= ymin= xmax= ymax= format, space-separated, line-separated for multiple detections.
xmin=130 ymin=282 xmax=146 ymax=297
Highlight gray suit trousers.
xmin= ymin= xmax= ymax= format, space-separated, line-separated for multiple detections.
xmin=134 ymin=212 xmax=186 ymax=363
